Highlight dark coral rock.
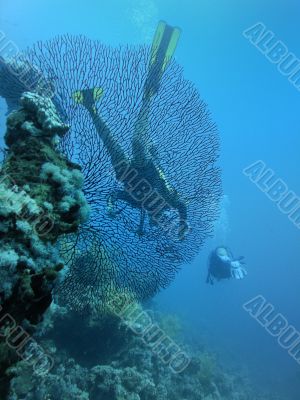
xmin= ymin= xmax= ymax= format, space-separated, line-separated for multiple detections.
xmin=0 ymin=92 xmax=88 ymax=398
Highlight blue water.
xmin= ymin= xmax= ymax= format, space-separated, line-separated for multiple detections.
xmin=1 ymin=0 xmax=300 ymax=397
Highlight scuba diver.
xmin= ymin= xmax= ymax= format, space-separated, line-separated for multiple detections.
xmin=72 ymin=22 xmax=188 ymax=240
xmin=206 ymin=247 xmax=247 ymax=285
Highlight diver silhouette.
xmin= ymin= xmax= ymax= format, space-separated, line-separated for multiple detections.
xmin=73 ymin=22 xmax=188 ymax=240
xmin=206 ymin=246 xmax=247 ymax=284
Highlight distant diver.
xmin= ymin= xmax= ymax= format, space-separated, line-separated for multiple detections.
xmin=206 ymin=246 xmax=247 ymax=284
xmin=72 ymin=21 xmax=188 ymax=240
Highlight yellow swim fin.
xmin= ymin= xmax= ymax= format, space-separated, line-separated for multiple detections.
xmin=145 ymin=21 xmax=181 ymax=98
xmin=72 ymin=87 xmax=104 ymax=111
xmin=150 ymin=21 xmax=181 ymax=71
xmin=161 ymin=26 xmax=181 ymax=72
xmin=149 ymin=21 xmax=166 ymax=67
xmin=72 ymin=90 xmax=84 ymax=104
xmin=93 ymin=87 xmax=104 ymax=101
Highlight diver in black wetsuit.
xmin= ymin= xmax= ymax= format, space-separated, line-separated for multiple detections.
xmin=73 ymin=22 xmax=188 ymax=240
xmin=206 ymin=247 xmax=247 ymax=285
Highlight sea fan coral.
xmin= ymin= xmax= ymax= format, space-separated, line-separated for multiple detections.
xmin=8 ymin=35 xmax=221 ymax=309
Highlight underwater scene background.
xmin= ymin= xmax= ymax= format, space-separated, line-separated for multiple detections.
xmin=0 ymin=0 xmax=300 ymax=399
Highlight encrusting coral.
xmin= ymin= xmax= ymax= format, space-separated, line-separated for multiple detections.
xmin=6 ymin=305 xmax=276 ymax=400
xmin=0 ymin=92 xmax=89 ymax=398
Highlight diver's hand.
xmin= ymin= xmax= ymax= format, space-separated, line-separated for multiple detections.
xmin=231 ymin=261 xmax=247 ymax=280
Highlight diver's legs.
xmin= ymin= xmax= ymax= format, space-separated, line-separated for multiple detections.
xmin=89 ymin=110 xmax=128 ymax=170
xmin=131 ymin=99 xmax=152 ymax=165
xmin=74 ymin=88 xmax=129 ymax=174
xmin=131 ymin=22 xmax=181 ymax=165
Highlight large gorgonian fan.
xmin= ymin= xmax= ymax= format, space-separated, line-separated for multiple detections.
xmin=3 ymin=27 xmax=221 ymax=311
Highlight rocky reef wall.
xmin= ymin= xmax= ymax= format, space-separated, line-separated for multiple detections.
xmin=0 ymin=92 xmax=89 ymax=397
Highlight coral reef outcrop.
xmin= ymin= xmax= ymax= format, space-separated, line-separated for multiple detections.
xmin=7 ymin=305 xmax=276 ymax=400
xmin=0 ymin=92 xmax=89 ymax=397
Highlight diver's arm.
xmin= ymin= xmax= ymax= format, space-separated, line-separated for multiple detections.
xmin=230 ymin=260 xmax=247 ymax=280
xmin=217 ymin=253 xmax=247 ymax=279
